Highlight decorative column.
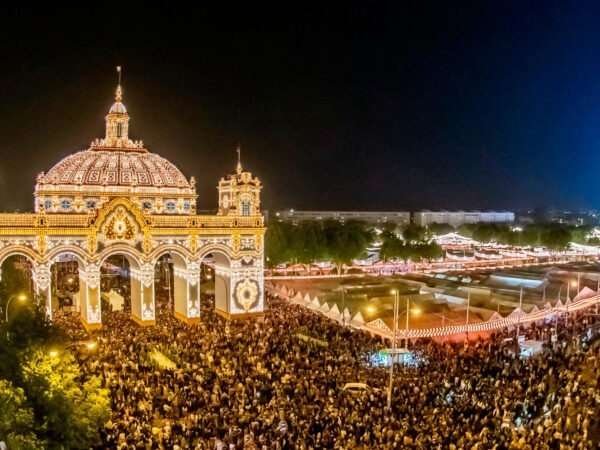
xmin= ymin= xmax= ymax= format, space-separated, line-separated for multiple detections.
xmin=172 ymin=261 xmax=200 ymax=323
xmin=78 ymin=263 xmax=101 ymax=330
xmin=216 ymin=258 xmax=264 ymax=319
xmin=32 ymin=262 xmax=52 ymax=319
xmin=130 ymin=263 xmax=155 ymax=326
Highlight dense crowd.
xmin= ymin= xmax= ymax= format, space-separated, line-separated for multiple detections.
xmin=55 ymin=291 xmax=600 ymax=449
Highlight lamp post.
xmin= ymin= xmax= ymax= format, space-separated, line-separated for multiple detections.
xmin=5 ymin=293 xmax=28 ymax=323
xmin=387 ymin=289 xmax=399 ymax=410
xmin=341 ymin=286 xmax=346 ymax=326
xmin=516 ymin=286 xmax=523 ymax=341
xmin=404 ymin=296 xmax=411 ymax=349
xmin=465 ymin=291 xmax=471 ymax=342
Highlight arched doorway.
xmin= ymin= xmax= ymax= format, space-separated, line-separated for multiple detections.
xmin=50 ymin=253 xmax=81 ymax=315
xmin=153 ymin=252 xmax=187 ymax=319
xmin=87 ymin=250 xmax=155 ymax=328
xmin=199 ymin=251 xmax=236 ymax=318
xmin=100 ymin=255 xmax=131 ymax=314
xmin=0 ymin=254 xmax=34 ymax=317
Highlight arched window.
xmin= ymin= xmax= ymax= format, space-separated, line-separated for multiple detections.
xmin=241 ymin=200 xmax=251 ymax=216
xmin=44 ymin=199 xmax=53 ymax=211
xmin=116 ymin=122 xmax=123 ymax=138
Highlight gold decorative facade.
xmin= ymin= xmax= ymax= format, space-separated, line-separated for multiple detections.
xmin=0 ymin=72 xmax=265 ymax=328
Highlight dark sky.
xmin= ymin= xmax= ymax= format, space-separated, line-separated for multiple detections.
xmin=1 ymin=4 xmax=600 ymax=212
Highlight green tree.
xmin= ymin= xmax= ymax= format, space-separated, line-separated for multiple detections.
xmin=0 ymin=379 xmax=43 ymax=449
xmin=457 ymin=223 xmax=476 ymax=238
xmin=418 ymin=242 xmax=443 ymax=260
xmin=521 ymin=225 xmax=542 ymax=246
xmin=472 ymin=224 xmax=496 ymax=243
xmin=570 ymin=225 xmax=591 ymax=244
xmin=21 ymin=349 xmax=110 ymax=450
xmin=379 ymin=233 xmax=403 ymax=261
xmin=541 ymin=226 xmax=571 ymax=251
xmin=323 ymin=220 xmax=373 ymax=275
xmin=428 ymin=223 xmax=454 ymax=235
xmin=379 ymin=222 xmax=398 ymax=235
xmin=402 ymin=224 xmax=429 ymax=243
xmin=265 ymin=220 xmax=294 ymax=267
xmin=293 ymin=220 xmax=326 ymax=266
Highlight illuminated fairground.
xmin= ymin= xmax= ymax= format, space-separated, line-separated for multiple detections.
xmin=0 ymin=74 xmax=266 ymax=328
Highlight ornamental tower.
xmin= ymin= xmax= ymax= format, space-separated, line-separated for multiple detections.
xmin=104 ymin=68 xmax=130 ymax=147
xmin=217 ymin=146 xmax=262 ymax=216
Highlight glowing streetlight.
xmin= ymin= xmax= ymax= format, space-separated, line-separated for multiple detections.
xmin=49 ymin=350 xmax=59 ymax=358
xmin=365 ymin=304 xmax=377 ymax=315
xmin=5 ymin=293 xmax=28 ymax=323
xmin=65 ymin=340 xmax=98 ymax=352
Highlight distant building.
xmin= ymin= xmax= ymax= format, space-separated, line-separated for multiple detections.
xmin=273 ymin=209 xmax=411 ymax=226
xmin=413 ymin=211 xmax=515 ymax=228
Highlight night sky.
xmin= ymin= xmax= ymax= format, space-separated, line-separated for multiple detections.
xmin=1 ymin=4 xmax=600 ymax=212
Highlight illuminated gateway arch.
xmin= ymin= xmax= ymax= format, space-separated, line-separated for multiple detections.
xmin=0 ymin=74 xmax=265 ymax=328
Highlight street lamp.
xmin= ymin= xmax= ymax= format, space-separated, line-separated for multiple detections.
xmin=387 ymin=289 xmax=399 ymax=410
xmin=386 ymin=290 xmax=421 ymax=409
xmin=5 ymin=293 xmax=28 ymax=322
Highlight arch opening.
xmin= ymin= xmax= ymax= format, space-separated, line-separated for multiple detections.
xmin=0 ymin=254 xmax=35 ymax=320
xmin=100 ymin=255 xmax=133 ymax=315
xmin=153 ymin=252 xmax=186 ymax=318
xmin=200 ymin=251 xmax=231 ymax=316
xmin=50 ymin=253 xmax=80 ymax=316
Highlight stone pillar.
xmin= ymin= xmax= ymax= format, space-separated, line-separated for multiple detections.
xmin=32 ymin=263 xmax=52 ymax=319
xmin=130 ymin=263 xmax=155 ymax=326
xmin=216 ymin=258 xmax=265 ymax=319
xmin=78 ymin=263 xmax=102 ymax=330
xmin=172 ymin=261 xmax=200 ymax=323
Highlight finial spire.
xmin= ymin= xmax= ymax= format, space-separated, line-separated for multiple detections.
xmin=115 ymin=66 xmax=123 ymax=102
xmin=236 ymin=144 xmax=243 ymax=174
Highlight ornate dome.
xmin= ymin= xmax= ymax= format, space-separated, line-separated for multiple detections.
xmin=41 ymin=149 xmax=191 ymax=188
xmin=109 ymin=101 xmax=127 ymax=114
xmin=34 ymin=70 xmax=197 ymax=215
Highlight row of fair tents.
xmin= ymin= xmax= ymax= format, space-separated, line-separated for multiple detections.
xmin=268 ymin=283 xmax=600 ymax=341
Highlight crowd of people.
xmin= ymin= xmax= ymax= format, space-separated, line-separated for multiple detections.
xmin=54 ymin=289 xmax=600 ymax=449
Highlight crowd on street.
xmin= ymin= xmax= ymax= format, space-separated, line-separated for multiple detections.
xmin=53 ymin=289 xmax=600 ymax=449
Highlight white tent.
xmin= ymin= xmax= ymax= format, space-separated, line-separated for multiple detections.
xmin=309 ymin=297 xmax=321 ymax=310
xmin=292 ymin=292 xmax=304 ymax=304
xmin=573 ymin=286 xmax=595 ymax=302
xmin=351 ymin=311 xmax=365 ymax=326
xmin=342 ymin=307 xmax=352 ymax=323
xmin=327 ymin=303 xmax=342 ymax=321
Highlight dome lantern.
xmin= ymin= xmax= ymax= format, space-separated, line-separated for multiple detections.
xmin=104 ymin=66 xmax=131 ymax=147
